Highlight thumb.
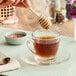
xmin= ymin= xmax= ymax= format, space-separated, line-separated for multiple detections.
xmin=0 ymin=0 xmax=3 ymax=3
xmin=24 ymin=0 xmax=31 ymax=7
xmin=8 ymin=0 xmax=15 ymax=3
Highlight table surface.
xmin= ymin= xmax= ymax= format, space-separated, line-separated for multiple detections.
xmin=0 ymin=19 xmax=74 ymax=37
xmin=0 ymin=27 xmax=76 ymax=76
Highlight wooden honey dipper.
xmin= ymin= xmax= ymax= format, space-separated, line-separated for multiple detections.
xmin=22 ymin=2 xmax=52 ymax=29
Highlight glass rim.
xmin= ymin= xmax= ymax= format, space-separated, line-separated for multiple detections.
xmin=32 ymin=30 xmax=60 ymax=40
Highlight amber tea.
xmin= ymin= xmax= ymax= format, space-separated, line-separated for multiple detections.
xmin=34 ymin=36 xmax=59 ymax=58
xmin=27 ymin=30 xmax=60 ymax=64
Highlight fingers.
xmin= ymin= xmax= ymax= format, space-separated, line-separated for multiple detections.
xmin=17 ymin=0 xmax=31 ymax=7
xmin=0 ymin=0 xmax=13 ymax=8
xmin=20 ymin=0 xmax=24 ymax=2
xmin=15 ymin=3 xmax=23 ymax=7
xmin=24 ymin=0 xmax=31 ymax=7
xmin=14 ymin=0 xmax=24 ymax=5
xmin=14 ymin=0 xmax=31 ymax=7
xmin=0 ymin=0 xmax=3 ymax=3
xmin=14 ymin=0 xmax=20 ymax=5
xmin=16 ymin=0 xmax=27 ymax=7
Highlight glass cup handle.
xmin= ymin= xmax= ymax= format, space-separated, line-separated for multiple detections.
xmin=26 ymin=40 xmax=37 ymax=54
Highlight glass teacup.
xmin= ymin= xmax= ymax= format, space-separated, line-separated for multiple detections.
xmin=27 ymin=30 xmax=60 ymax=64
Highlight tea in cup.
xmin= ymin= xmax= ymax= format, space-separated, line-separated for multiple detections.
xmin=27 ymin=30 xmax=60 ymax=64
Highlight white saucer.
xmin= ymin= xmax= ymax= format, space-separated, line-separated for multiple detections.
xmin=21 ymin=48 xmax=70 ymax=65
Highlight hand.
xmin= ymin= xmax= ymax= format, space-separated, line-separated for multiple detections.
xmin=0 ymin=0 xmax=31 ymax=8
xmin=0 ymin=0 xmax=14 ymax=8
xmin=0 ymin=0 xmax=3 ymax=3
xmin=14 ymin=0 xmax=31 ymax=7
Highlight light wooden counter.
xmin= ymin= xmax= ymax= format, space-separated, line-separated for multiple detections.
xmin=0 ymin=7 xmax=74 ymax=37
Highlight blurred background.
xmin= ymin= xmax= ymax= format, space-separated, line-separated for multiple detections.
xmin=0 ymin=0 xmax=74 ymax=36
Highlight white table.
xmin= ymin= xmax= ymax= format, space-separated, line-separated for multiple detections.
xmin=0 ymin=27 xmax=75 ymax=76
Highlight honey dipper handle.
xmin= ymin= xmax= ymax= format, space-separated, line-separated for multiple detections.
xmin=22 ymin=2 xmax=40 ymax=17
